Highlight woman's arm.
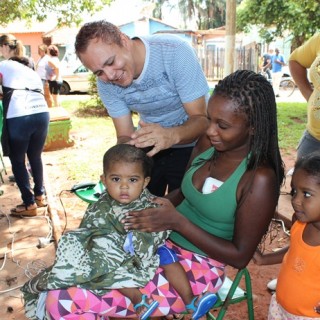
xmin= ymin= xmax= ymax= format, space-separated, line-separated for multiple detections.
xmin=123 ymin=166 xmax=278 ymax=270
xmin=48 ymin=59 xmax=60 ymax=80
xmin=289 ymin=60 xmax=313 ymax=101
xmin=253 ymin=246 xmax=288 ymax=265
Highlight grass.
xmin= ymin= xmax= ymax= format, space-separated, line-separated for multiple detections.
xmin=56 ymin=97 xmax=307 ymax=181
xmin=277 ymin=102 xmax=307 ymax=154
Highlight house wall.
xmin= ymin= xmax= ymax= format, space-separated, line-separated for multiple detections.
xmin=120 ymin=18 xmax=176 ymax=38
xmin=149 ymin=20 xmax=174 ymax=34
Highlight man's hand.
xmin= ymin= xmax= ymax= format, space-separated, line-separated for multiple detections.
xmin=129 ymin=121 xmax=177 ymax=157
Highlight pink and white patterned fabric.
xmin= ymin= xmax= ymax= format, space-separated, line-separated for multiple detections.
xmin=46 ymin=241 xmax=225 ymax=319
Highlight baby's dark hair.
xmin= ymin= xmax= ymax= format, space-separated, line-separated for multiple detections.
xmin=294 ymin=151 xmax=320 ymax=183
xmin=212 ymin=69 xmax=285 ymax=189
xmin=103 ymin=144 xmax=153 ymax=177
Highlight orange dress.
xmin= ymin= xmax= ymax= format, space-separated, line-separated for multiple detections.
xmin=276 ymin=221 xmax=320 ymax=317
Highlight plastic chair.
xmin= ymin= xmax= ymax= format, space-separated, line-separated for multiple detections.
xmin=72 ymin=181 xmax=105 ymax=204
xmin=72 ymin=182 xmax=255 ymax=320
xmin=207 ymin=268 xmax=254 ymax=320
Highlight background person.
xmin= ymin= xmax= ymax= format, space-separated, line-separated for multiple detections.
xmin=41 ymin=70 xmax=285 ymax=319
xmin=74 ymin=20 xmax=209 ymax=197
xmin=254 ymin=151 xmax=320 ymax=319
xmin=36 ymin=44 xmax=53 ymax=108
xmin=289 ymin=33 xmax=320 ymax=160
xmin=46 ymin=44 xmax=63 ymax=107
xmin=271 ymin=48 xmax=286 ymax=97
xmin=0 ymin=34 xmax=49 ymax=216
xmin=260 ymin=48 xmax=274 ymax=80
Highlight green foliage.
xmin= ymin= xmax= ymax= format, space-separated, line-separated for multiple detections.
xmin=147 ymin=0 xmax=236 ymax=29
xmin=0 ymin=0 xmax=114 ymax=26
xmin=237 ymin=0 xmax=320 ymax=48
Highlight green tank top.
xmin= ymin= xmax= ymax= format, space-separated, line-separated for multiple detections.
xmin=169 ymin=147 xmax=248 ymax=256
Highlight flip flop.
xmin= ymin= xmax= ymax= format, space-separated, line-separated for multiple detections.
xmin=10 ymin=204 xmax=37 ymax=217
xmin=186 ymin=292 xmax=218 ymax=320
xmin=134 ymin=294 xmax=159 ymax=320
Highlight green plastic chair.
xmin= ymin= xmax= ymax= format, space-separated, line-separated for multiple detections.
xmin=73 ymin=181 xmax=105 ymax=204
xmin=207 ymin=268 xmax=254 ymax=320
xmin=72 ymin=182 xmax=255 ymax=320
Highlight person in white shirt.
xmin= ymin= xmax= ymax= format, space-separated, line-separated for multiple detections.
xmin=0 ymin=34 xmax=49 ymax=216
xmin=47 ymin=45 xmax=63 ymax=107
xmin=36 ymin=44 xmax=53 ymax=107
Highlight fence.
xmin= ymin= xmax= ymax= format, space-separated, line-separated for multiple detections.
xmin=197 ymin=42 xmax=261 ymax=80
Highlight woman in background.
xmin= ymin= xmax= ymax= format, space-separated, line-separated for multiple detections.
xmin=36 ymin=44 xmax=53 ymax=108
xmin=0 ymin=34 xmax=49 ymax=216
xmin=47 ymin=44 xmax=63 ymax=107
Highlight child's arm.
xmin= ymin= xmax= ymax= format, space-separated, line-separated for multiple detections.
xmin=253 ymin=246 xmax=289 ymax=265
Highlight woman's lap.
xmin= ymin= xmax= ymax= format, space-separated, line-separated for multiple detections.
xmin=46 ymin=241 xmax=225 ymax=319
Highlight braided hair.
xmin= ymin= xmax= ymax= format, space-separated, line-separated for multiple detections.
xmin=212 ymin=69 xmax=285 ymax=190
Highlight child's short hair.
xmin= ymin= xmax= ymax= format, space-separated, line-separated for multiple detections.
xmin=294 ymin=151 xmax=320 ymax=182
xmin=103 ymin=144 xmax=153 ymax=177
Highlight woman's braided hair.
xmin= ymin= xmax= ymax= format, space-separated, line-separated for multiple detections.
xmin=212 ymin=69 xmax=285 ymax=189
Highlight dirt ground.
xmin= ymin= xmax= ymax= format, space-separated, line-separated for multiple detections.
xmin=0 ymin=105 xmax=296 ymax=320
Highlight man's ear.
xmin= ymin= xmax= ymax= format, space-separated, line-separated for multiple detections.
xmin=120 ymin=33 xmax=130 ymax=48
xmin=143 ymin=177 xmax=151 ymax=189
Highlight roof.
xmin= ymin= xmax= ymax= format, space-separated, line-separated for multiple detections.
xmin=118 ymin=16 xmax=177 ymax=29
xmin=43 ymin=25 xmax=80 ymax=45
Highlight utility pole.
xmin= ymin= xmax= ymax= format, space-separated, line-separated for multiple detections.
xmin=224 ymin=0 xmax=236 ymax=77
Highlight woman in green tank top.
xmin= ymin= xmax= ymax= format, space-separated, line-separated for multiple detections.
xmin=124 ymin=68 xmax=285 ymax=291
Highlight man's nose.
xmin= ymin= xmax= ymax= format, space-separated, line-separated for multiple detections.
xmin=105 ymin=68 xmax=117 ymax=81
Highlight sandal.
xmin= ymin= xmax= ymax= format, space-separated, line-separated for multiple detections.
xmin=11 ymin=204 xmax=37 ymax=217
xmin=186 ymin=293 xmax=218 ymax=320
xmin=35 ymin=196 xmax=47 ymax=207
xmin=134 ymin=294 xmax=159 ymax=320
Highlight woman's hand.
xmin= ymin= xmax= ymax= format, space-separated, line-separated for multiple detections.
xmin=122 ymin=197 xmax=181 ymax=232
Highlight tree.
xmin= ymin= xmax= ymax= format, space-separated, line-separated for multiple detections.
xmin=0 ymin=0 xmax=114 ymax=26
xmin=147 ymin=0 xmax=229 ymax=30
xmin=237 ymin=0 xmax=320 ymax=48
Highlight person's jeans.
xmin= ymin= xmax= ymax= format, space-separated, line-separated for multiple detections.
xmin=297 ymin=130 xmax=320 ymax=160
xmin=7 ymin=112 xmax=50 ymax=206
xmin=147 ymin=147 xmax=193 ymax=196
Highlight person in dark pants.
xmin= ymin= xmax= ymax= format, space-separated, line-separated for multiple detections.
xmin=0 ymin=34 xmax=49 ymax=216
xmin=75 ymin=20 xmax=209 ymax=196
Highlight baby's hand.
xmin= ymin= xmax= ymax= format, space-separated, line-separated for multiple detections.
xmin=314 ymin=302 xmax=320 ymax=314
